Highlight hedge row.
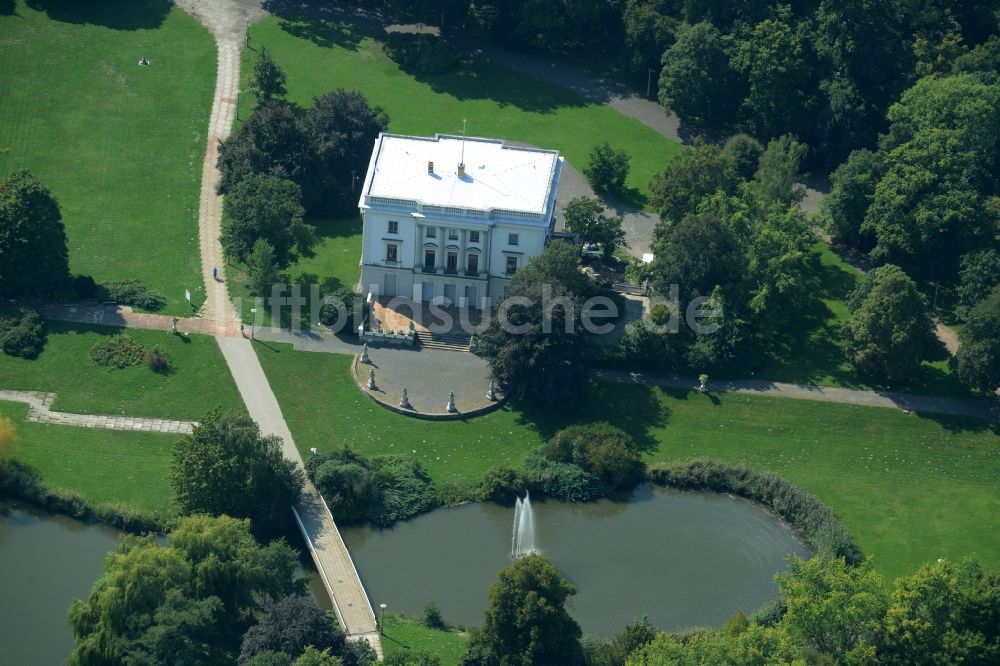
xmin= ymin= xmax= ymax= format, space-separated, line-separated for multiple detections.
xmin=0 ymin=459 xmax=166 ymax=534
xmin=646 ymin=459 xmax=862 ymax=564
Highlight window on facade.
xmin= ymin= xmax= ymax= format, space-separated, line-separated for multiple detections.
xmin=446 ymin=252 xmax=458 ymax=272
xmin=386 ymin=244 xmax=398 ymax=263
xmin=508 ymin=233 xmax=519 ymax=246
xmin=426 ymin=227 xmax=437 ymax=239
xmin=469 ymin=231 xmax=480 ymax=243
xmin=467 ymin=253 xmax=479 ymax=274
xmin=448 ymin=228 xmax=458 ymax=240
xmin=506 ymin=255 xmax=518 ymax=275
xmin=424 ymin=250 xmax=436 ymax=269
xmin=388 ymin=220 xmax=398 ymax=234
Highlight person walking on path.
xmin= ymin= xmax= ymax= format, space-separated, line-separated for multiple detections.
xmin=212 ymin=266 xmax=218 ymax=281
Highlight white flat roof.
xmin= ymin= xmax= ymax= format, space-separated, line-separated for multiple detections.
xmin=362 ymin=133 xmax=560 ymax=217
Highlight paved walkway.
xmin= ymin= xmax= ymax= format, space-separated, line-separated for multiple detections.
xmin=0 ymin=390 xmax=195 ymax=433
xmin=595 ymin=369 xmax=1000 ymax=423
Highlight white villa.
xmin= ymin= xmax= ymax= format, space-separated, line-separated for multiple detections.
xmin=357 ymin=132 xmax=563 ymax=309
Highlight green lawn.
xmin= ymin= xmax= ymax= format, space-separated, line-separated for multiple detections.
xmin=381 ymin=614 xmax=468 ymax=666
xmin=1 ymin=401 xmax=176 ymax=515
xmin=240 ymin=17 xmax=682 ymax=203
xmin=0 ymin=322 xmax=245 ymax=419
xmin=256 ymin=344 xmax=1000 ymax=581
xmin=0 ymin=0 xmax=216 ymax=314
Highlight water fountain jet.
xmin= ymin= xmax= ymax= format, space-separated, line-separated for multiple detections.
xmin=511 ymin=492 xmax=536 ymax=558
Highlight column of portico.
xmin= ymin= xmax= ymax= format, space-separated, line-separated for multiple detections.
xmin=481 ymin=225 xmax=491 ymax=276
xmin=435 ymin=225 xmax=444 ymax=271
xmin=414 ymin=223 xmax=424 ymax=266
xmin=460 ymin=229 xmax=468 ymax=275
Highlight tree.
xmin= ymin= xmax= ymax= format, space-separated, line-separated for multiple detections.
xmin=842 ymin=265 xmax=946 ymax=381
xmin=748 ymin=134 xmax=807 ymax=206
xmin=247 ymin=239 xmax=280 ymax=298
xmin=217 ymin=102 xmax=318 ymax=201
xmin=730 ymin=15 xmax=813 ymax=139
xmin=583 ymin=142 xmax=630 ymax=195
xmin=627 ymin=621 xmax=800 ymax=664
xmin=820 ymin=148 xmax=882 ymax=249
xmin=69 ymin=515 xmax=300 ymax=665
xmin=295 ymin=647 xmax=345 ymax=666
xmin=722 ymin=134 xmax=763 ymax=181
xmin=0 ymin=170 xmax=69 ymax=296
xmin=478 ymin=278 xmax=590 ymax=406
xmin=221 ymin=173 xmax=313 ymax=267
xmin=0 ymin=306 xmax=46 ymax=359
xmin=510 ymin=239 xmax=595 ymax=300
xmin=249 ymin=48 xmax=287 ymax=102
xmin=649 ymin=210 xmax=745 ymax=296
xmin=622 ymin=0 xmax=677 ymax=74
xmin=777 ymin=556 xmax=887 ymax=662
xmin=648 ymin=141 xmax=739 ymax=223
xmin=546 ymin=423 xmax=643 ymax=491
xmin=956 ymin=287 xmax=1000 ymax=394
xmin=461 ymin=554 xmax=584 ymax=666
xmin=562 ymin=197 xmax=627 ymax=260
xmin=238 ymin=596 xmax=347 ymax=665
xmin=303 ymin=89 xmax=389 ymax=218
xmin=957 ymin=248 xmax=1000 ymax=315
xmin=171 ymin=410 xmax=304 ymax=536
xmin=658 ymin=22 xmax=741 ymax=128
xmin=582 ymin=616 xmax=656 ymax=666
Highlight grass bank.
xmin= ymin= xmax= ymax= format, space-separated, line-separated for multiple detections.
xmin=0 ymin=321 xmax=245 ymax=419
xmin=381 ymin=614 xmax=468 ymax=665
xmin=0 ymin=0 xmax=216 ymax=314
xmin=256 ymin=344 xmax=1000 ymax=581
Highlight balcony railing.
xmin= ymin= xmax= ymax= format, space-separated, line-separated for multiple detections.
xmin=444 ymin=267 xmax=458 ymax=275
xmin=465 ymin=270 xmax=481 ymax=278
xmin=383 ymin=259 xmax=399 ymax=266
xmin=504 ymin=269 xmax=517 ymax=277
xmin=421 ymin=265 xmax=437 ymax=274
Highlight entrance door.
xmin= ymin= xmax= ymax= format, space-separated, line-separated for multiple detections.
xmin=465 ymin=285 xmax=479 ymax=309
xmin=443 ymin=283 xmax=457 ymax=305
xmin=384 ymin=274 xmax=397 ymax=297
xmin=421 ymin=282 xmax=434 ymax=302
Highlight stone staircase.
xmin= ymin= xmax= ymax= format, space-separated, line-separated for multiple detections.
xmin=417 ymin=329 xmax=471 ymax=352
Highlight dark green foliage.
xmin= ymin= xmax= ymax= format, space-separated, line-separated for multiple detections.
xmin=170 ymin=410 xmax=305 ymax=536
xmin=658 ymin=22 xmax=740 ymax=128
xmin=0 ymin=170 xmax=69 ymax=296
xmin=622 ymin=0 xmax=678 ymax=73
xmin=238 ymin=596 xmax=347 ymax=665
xmin=722 ymin=134 xmax=763 ymax=181
xmin=842 ymin=265 xmax=946 ymax=381
xmin=249 ymin=48 xmax=287 ymax=102
xmin=247 ymin=239 xmax=280 ymax=298
xmin=222 ymin=174 xmax=312 ymax=267
xmin=646 ymin=459 xmax=862 ymax=563
xmin=748 ymin=135 xmax=808 ymax=206
xmin=302 ymin=89 xmax=389 ymax=218
xmin=476 ymin=465 xmax=531 ymax=504
xmin=957 ymin=249 xmax=1000 ymax=315
xmin=72 ymin=275 xmax=97 ymax=300
xmin=421 ymin=602 xmax=446 ymax=630
xmin=319 ymin=288 xmax=367 ymax=333
xmin=102 ymin=278 xmax=166 ymax=311
xmin=649 ymin=211 xmax=744 ymax=296
xmin=90 ymin=334 xmax=145 ymax=369
xmin=583 ymin=142 xmax=630 ymax=195
xmin=523 ymin=453 xmax=602 ymax=502
xmin=0 ymin=458 xmax=162 ymax=533
xmin=821 ymin=149 xmax=882 ymax=249
xmin=461 ymin=554 xmax=585 ymax=666
xmin=546 ymin=423 xmax=644 ymax=492
xmin=562 ymin=197 xmax=627 ymax=259
xmin=144 ymin=345 xmax=170 ymax=374
xmin=510 ymin=240 xmax=596 ymax=300
xmin=956 ymin=287 xmax=1000 ymax=394
xmin=244 ymin=652 xmax=294 ymax=666
xmin=583 ymin=616 xmax=657 ymax=666
xmin=68 ymin=515 xmax=301 ymax=665
xmin=306 ymin=448 xmax=438 ymax=526
xmin=384 ymin=33 xmax=459 ymax=75
xmin=648 ymin=141 xmax=739 ymax=223
xmin=479 ymin=279 xmax=590 ymax=406
xmin=0 ymin=307 xmax=46 ymax=359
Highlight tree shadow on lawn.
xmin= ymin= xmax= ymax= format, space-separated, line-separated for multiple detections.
xmin=275 ymin=15 xmax=366 ymax=51
xmin=0 ymin=0 xmax=14 ymax=15
xmin=512 ymin=379 xmax=670 ymax=454
xmin=25 ymin=0 xmax=170 ymax=30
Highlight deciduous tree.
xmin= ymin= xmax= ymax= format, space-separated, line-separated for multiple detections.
xmin=249 ymin=48 xmax=287 ymax=102
xmin=0 ymin=170 xmax=69 ymax=296
xmin=583 ymin=142 xmax=630 ymax=195
xmin=562 ymin=197 xmax=626 ymax=260
xmin=658 ymin=22 xmax=741 ymax=128
xmin=221 ymin=173 xmax=312 ymax=267
xmin=956 ymin=287 xmax=1000 ymax=394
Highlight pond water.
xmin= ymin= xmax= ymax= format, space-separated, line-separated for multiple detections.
xmin=0 ymin=500 xmax=123 ymax=666
xmin=341 ymin=486 xmax=810 ymax=637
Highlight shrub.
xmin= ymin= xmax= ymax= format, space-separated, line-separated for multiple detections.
xmin=0 ymin=307 xmax=46 ymax=359
xmin=422 ymin=602 xmax=446 ymax=630
xmin=102 ymin=278 xmax=166 ymax=311
xmin=583 ymin=142 xmax=631 ymax=194
xmin=90 ymin=334 xmax=145 ymax=369
xmin=132 ymin=290 xmax=166 ymax=311
xmin=476 ymin=465 xmax=530 ymax=503
xmin=524 ymin=453 xmax=602 ymax=502
xmin=144 ymin=345 xmax=170 ymax=374
xmin=319 ymin=288 xmax=367 ymax=333
xmin=384 ymin=33 xmax=460 ymax=74
xmin=647 ymin=459 xmax=862 ymax=563
xmin=546 ymin=423 xmax=644 ymax=492
xmin=72 ymin=274 xmax=97 ymax=299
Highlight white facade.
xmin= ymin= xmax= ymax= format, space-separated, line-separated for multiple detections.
xmin=357 ymin=133 xmax=563 ymax=308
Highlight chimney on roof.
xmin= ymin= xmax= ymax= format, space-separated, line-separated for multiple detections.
xmin=457 ymin=163 xmax=465 ymax=178
xmin=427 ymin=161 xmax=434 ymax=174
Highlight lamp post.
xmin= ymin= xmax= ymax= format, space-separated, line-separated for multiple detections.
xmin=647 ymin=68 xmax=655 ymax=99
xmin=250 ymin=308 xmax=257 ymax=340
xmin=379 ymin=603 xmax=387 ymax=634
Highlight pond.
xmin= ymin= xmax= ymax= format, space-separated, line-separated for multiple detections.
xmin=341 ymin=485 xmax=810 ymax=637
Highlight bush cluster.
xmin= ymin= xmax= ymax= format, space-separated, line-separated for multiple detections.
xmin=102 ymin=278 xmax=166 ymax=311
xmin=647 ymin=459 xmax=862 ymax=563
xmin=144 ymin=345 xmax=170 ymax=374
xmin=90 ymin=334 xmax=146 ymax=369
xmin=306 ymin=448 xmax=439 ymax=526
xmin=384 ymin=33 xmax=460 ymax=75
xmin=318 ymin=287 xmax=368 ymax=333
xmin=0 ymin=307 xmax=46 ymax=359
xmin=546 ymin=423 xmax=644 ymax=492
xmin=0 ymin=459 xmax=164 ymax=533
